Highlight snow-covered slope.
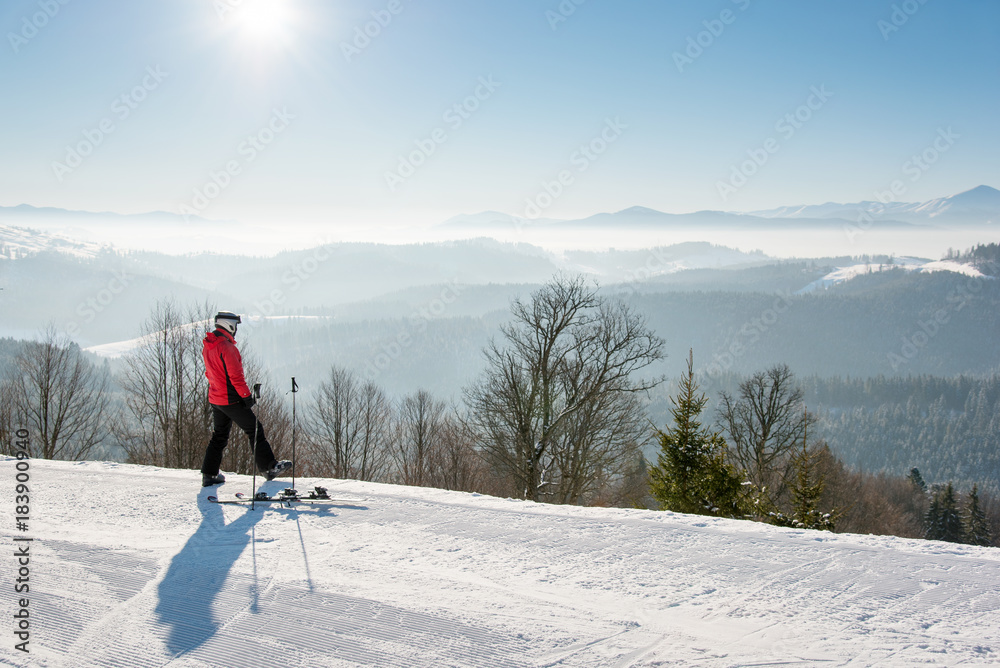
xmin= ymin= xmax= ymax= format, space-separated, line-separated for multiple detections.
xmin=797 ymin=257 xmax=990 ymax=294
xmin=3 ymin=460 xmax=998 ymax=667
xmin=83 ymin=316 xmax=328 ymax=359
xmin=0 ymin=225 xmax=107 ymax=260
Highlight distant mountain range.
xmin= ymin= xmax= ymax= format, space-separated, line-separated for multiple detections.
xmin=0 ymin=203 xmax=224 ymax=226
xmin=441 ymin=185 xmax=1000 ymax=232
xmin=3 ymin=186 xmax=996 ymax=242
xmin=749 ymin=185 xmax=1000 ymax=225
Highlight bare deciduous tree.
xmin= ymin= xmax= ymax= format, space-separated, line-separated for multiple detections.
xmin=113 ymin=300 xmax=214 ymax=469
xmin=394 ymin=389 xmax=446 ymax=487
xmin=6 ymin=328 xmax=110 ymax=460
xmin=307 ymin=366 xmax=391 ymax=481
xmin=0 ymin=380 xmax=14 ymax=456
xmin=717 ymin=364 xmax=814 ymax=504
xmin=352 ymin=379 xmax=393 ymax=481
xmin=465 ymin=275 xmax=664 ymax=503
xmin=545 ymin=387 xmax=648 ymax=504
xmin=425 ymin=414 xmax=493 ymax=493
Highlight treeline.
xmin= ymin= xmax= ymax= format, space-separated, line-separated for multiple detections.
xmin=0 ymin=280 xmax=661 ymax=506
xmin=803 ymin=373 xmax=1000 ymax=493
xmin=946 ymin=242 xmax=1000 ymax=275
xmin=666 ymin=372 xmax=1000 ymax=495
xmin=0 ymin=307 xmax=497 ymax=495
xmin=812 ymin=380 xmax=1000 ymax=493
xmin=2 ymin=283 xmax=998 ymax=548
xmin=648 ymin=357 xmax=999 ymax=546
xmin=780 ymin=448 xmax=997 ymax=546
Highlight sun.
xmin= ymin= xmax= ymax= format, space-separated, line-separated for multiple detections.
xmin=235 ymin=0 xmax=295 ymax=44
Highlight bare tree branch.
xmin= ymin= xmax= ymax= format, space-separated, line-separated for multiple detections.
xmin=112 ymin=300 xmax=214 ymax=469
xmin=9 ymin=326 xmax=110 ymax=460
xmin=717 ymin=364 xmax=814 ymax=505
xmin=465 ymin=275 xmax=664 ymax=503
xmin=306 ymin=366 xmax=391 ymax=481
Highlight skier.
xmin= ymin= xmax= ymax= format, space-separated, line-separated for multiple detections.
xmin=200 ymin=311 xmax=291 ymax=487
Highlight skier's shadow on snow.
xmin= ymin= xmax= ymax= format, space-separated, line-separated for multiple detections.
xmin=155 ymin=486 xmax=283 ymax=659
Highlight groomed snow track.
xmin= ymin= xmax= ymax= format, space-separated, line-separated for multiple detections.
xmin=2 ymin=460 xmax=999 ymax=667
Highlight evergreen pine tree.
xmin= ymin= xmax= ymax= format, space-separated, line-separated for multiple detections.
xmin=701 ymin=447 xmax=747 ymax=518
xmin=907 ymin=467 xmax=927 ymax=492
xmin=788 ymin=440 xmax=837 ymax=531
xmin=963 ymin=485 xmax=993 ymax=547
xmin=649 ymin=350 xmax=745 ymax=518
xmin=924 ymin=485 xmax=943 ymax=540
xmin=939 ymin=483 xmax=964 ymax=543
xmin=926 ymin=482 xmax=964 ymax=543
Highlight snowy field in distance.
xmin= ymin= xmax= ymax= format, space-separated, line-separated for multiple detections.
xmin=796 ymin=257 xmax=992 ymax=294
xmin=2 ymin=460 xmax=999 ymax=667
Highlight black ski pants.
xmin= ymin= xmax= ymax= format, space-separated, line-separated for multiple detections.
xmin=201 ymin=403 xmax=277 ymax=476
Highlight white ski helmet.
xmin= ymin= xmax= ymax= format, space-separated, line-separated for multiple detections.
xmin=214 ymin=311 xmax=242 ymax=335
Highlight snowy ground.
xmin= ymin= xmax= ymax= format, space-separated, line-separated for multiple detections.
xmin=2 ymin=460 xmax=999 ymax=667
xmin=795 ymin=258 xmax=989 ymax=294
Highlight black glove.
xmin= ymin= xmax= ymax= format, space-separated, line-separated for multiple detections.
xmin=242 ymin=395 xmax=256 ymax=409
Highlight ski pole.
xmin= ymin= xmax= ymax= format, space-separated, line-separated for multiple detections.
xmin=291 ymin=377 xmax=298 ymax=493
xmin=251 ymin=382 xmax=261 ymax=510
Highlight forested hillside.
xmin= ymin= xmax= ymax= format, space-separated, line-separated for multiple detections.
xmin=234 ymin=269 xmax=1000 ymax=395
xmin=808 ymin=375 xmax=1000 ymax=492
xmin=642 ymin=371 xmax=1000 ymax=495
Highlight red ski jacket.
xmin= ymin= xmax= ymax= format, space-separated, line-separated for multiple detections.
xmin=202 ymin=328 xmax=252 ymax=406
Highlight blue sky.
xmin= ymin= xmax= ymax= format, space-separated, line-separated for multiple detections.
xmin=1 ymin=0 xmax=997 ymax=227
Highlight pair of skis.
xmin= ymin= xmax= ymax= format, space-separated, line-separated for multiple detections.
xmin=207 ymin=486 xmax=361 ymax=507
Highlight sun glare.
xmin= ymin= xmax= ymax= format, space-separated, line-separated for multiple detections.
xmin=236 ymin=0 xmax=295 ymax=44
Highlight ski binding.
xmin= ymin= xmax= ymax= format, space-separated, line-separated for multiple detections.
xmin=207 ymin=486 xmax=362 ymax=506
